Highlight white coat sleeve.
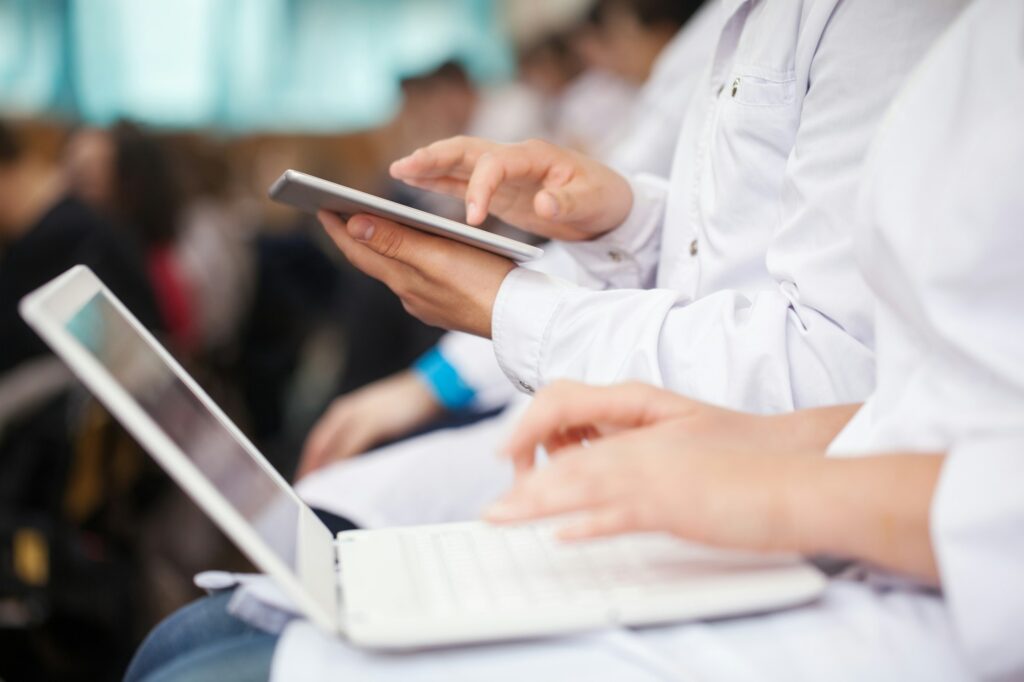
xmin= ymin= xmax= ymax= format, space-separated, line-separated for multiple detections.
xmin=491 ymin=0 xmax=949 ymax=411
xmin=435 ymin=242 xmax=596 ymax=411
xmin=924 ymin=26 xmax=1024 ymax=674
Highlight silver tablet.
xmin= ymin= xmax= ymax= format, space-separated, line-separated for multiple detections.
xmin=269 ymin=169 xmax=544 ymax=262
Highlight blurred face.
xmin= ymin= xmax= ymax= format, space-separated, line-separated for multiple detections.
xmin=435 ymin=80 xmax=477 ymax=134
xmin=576 ymin=6 xmax=670 ymax=85
xmin=571 ymin=24 xmax=618 ymax=75
xmin=396 ymin=78 xmax=475 ymax=152
xmin=62 ymin=127 xmax=115 ymax=211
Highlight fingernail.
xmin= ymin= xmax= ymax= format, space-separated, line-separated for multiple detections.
xmin=348 ymin=217 xmax=374 ymax=241
xmin=536 ymin=191 xmax=559 ymax=218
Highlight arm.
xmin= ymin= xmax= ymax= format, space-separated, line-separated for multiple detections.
xmin=780 ymin=453 xmax=943 ymax=583
xmin=492 ymin=444 xmax=943 ymax=584
xmin=296 ymin=369 xmax=444 ymax=479
xmin=489 ymin=381 xmax=941 ymax=584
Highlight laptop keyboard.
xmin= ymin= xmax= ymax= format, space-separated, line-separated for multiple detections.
xmin=402 ymin=523 xmax=670 ymax=614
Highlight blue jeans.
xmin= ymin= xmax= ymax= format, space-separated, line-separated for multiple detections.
xmin=123 ymin=591 xmax=279 ymax=682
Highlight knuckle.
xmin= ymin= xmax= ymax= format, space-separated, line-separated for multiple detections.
xmin=375 ymin=227 xmax=405 ymax=259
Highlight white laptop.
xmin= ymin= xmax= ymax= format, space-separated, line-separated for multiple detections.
xmin=20 ymin=265 xmax=827 ymax=649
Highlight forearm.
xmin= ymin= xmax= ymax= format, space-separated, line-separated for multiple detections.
xmin=764 ymin=404 xmax=862 ymax=455
xmin=773 ymin=453 xmax=944 ymax=584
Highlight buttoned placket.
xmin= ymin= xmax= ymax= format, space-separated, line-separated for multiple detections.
xmin=683 ymin=0 xmax=751 ymax=286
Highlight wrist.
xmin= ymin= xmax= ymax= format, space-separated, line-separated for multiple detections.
xmin=762 ymin=404 xmax=861 ymax=456
xmin=772 ymin=455 xmax=829 ymax=555
xmin=743 ymin=454 xmax=816 ymax=553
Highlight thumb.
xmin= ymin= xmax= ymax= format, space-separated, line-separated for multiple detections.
xmin=346 ymin=214 xmax=421 ymax=263
xmin=534 ymin=185 xmax=583 ymax=223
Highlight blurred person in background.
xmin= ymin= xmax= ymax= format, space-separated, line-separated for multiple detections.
xmin=588 ymin=0 xmax=718 ymax=175
xmin=0 ymin=119 xmax=164 ymax=681
xmin=392 ymin=61 xmax=480 ymax=160
xmin=294 ymin=0 xmax=717 ymax=530
xmin=0 ymin=121 xmax=161 ymax=376
xmin=64 ymin=122 xmax=196 ymax=353
xmin=172 ymin=136 xmax=257 ymax=356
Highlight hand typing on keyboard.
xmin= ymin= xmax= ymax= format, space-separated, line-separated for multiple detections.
xmin=484 ymin=381 xmax=841 ymax=555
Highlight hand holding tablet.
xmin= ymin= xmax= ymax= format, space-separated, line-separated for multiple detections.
xmin=269 ymin=169 xmax=543 ymax=262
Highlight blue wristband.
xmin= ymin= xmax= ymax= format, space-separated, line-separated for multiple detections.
xmin=413 ymin=347 xmax=477 ymax=410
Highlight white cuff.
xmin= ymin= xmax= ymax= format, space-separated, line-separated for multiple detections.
xmin=491 ymin=267 xmax=576 ymax=395
xmin=931 ymin=433 xmax=1024 ymax=679
xmin=563 ymin=173 xmax=668 ymax=289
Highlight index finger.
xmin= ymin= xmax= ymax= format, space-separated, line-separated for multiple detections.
xmin=503 ymin=381 xmax=686 ymax=473
xmin=464 ymin=146 xmax=546 ymax=225
xmin=486 ymin=434 xmax=641 ymax=525
xmin=389 ymin=136 xmax=493 ymax=181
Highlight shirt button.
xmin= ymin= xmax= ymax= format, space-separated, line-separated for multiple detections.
xmin=518 ymin=379 xmax=535 ymax=394
xmin=607 ymin=249 xmax=625 ymax=263
xmin=689 ymin=239 xmax=698 ymax=257
xmin=731 ymin=77 xmax=741 ymax=98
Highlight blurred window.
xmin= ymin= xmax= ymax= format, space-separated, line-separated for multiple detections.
xmin=0 ymin=0 xmax=512 ymax=131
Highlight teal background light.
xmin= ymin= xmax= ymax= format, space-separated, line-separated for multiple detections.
xmin=0 ymin=0 xmax=514 ymax=132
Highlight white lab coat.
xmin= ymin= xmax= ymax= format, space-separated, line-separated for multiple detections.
xmin=276 ymin=3 xmax=1022 ymax=679
xmin=825 ymin=0 xmax=1024 ymax=676
xmin=492 ymin=0 xmax=966 ymax=413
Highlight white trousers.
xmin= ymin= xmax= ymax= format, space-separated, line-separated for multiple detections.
xmin=271 ymin=580 xmax=973 ymax=681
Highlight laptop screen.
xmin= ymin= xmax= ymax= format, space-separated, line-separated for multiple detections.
xmin=65 ymin=291 xmax=300 ymax=568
